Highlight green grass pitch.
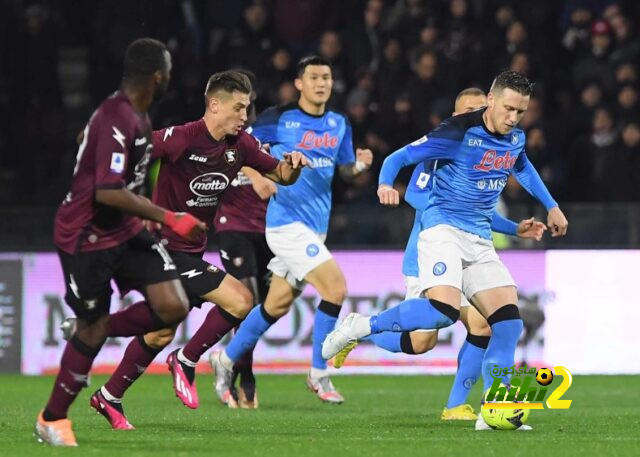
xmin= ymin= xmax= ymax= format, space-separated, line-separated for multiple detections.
xmin=1 ymin=374 xmax=638 ymax=456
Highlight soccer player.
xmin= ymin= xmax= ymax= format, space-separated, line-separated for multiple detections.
xmin=210 ymin=55 xmax=373 ymax=404
xmin=323 ymin=71 xmax=568 ymax=429
xmin=214 ymin=70 xmax=276 ymax=408
xmin=35 ymin=38 xmax=207 ymax=446
xmin=344 ymin=88 xmax=546 ymax=421
xmin=83 ymin=71 xmax=308 ymax=429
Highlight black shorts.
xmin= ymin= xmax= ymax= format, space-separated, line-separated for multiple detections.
xmin=58 ymin=229 xmax=179 ymax=322
xmin=169 ymin=250 xmax=227 ymax=309
xmin=216 ymin=230 xmax=273 ymax=303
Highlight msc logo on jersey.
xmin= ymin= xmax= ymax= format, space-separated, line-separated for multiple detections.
xmin=306 ymin=243 xmax=320 ymax=257
xmin=477 ymin=178 xmax=507 ymax=191
xmin=224 ymin=149 xmax=237 ymax=165
xmin=433 ymin=262 xmax=447 ymax=276
xmin=295 ymin=131 xmax=339 ymax=150
xmin=473 ymin=150 xmax=517 ymax=172
xmin=511 ymin=133 xmax=519 ymax=145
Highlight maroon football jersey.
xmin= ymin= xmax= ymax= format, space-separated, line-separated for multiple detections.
xmin=54 ymin=91 xmax=151 ymax=254
xmin=214 ymin=168 xmax=269 ymax=234
xmin=152 ymin=119 xmax=279 ymax=252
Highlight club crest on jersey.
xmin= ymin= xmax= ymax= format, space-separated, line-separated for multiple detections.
xmin=295 ymin=131 xmax=338 ymax=150
xmin=306 ymin=244 xmax=320 ymax=257
xmin=511 ymin=133 xmax=519 ymax=145
xmin=233 ymin=257 xmax=244 ymax=267
xmin=224 ymin=149 xmax=237 ymax=165
xmin=433 ymin=262 xmax=447 ymax=276
xmin=473 ymin=150 xmax=517 ymax=172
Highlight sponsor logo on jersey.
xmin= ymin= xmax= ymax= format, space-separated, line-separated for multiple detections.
xmin=411 ymin=135 xmax=428 ymax=146
xmin=310 ymin=157 xmax=334 ymax=168
xmin=134 ymin=137 xmax=147 ymax=146
xmin=511 ymin=133 xmax=519 ymax=145
xmin=163 ymin=126 xmax=175 ymax=141
xmin=189 ymin=154 xmax=207 ymax=163
xmin=224 ymin=149 xmax=237 ymax=165
xmin=468 ymin=138 xmax=483 ymax=146
xmin=285 ymin=121 xmax=301 ymax=129
xmin=477 ymin=177 xmax=508 ymax=191
xmin=189 ymin=172 xmax=229 ymax=197
xmin=295 ymin=131 xmax=339 ymax=150
xmin=473 ymin=150 xmax=517 ymax=172
xmin=327 ymin=117 xmax=337 ymax=128
xmin=110 ymin=152 xmax=125 ymax=173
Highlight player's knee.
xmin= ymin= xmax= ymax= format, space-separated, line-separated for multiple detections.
xmin=155 ymin=295 xmax=189 ymax=325
xmin=75 ymin=314 xmax=110 ymax=349
xmin=470 ymin=320 xmax=491 ymax=337
xmin=429 ymin=299 xmax=460 ymax=325
xmin=411 ymin=332 xmax=437 ymax=354
xmin=145 ymin=327 xmax=176 ymax=349
xmin=487 ymin=304 xmax=523 ymax=337
xmin=322 ymin=281 xmax=347 ymax=304
xmin=229 ymin=286 xmax=254 ymax=318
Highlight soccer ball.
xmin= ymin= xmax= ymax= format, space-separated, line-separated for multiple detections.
xmin=481 ymin=384 xmax=531 ymax=430
xmin=536 ymin=368 xmax=553 ymax=386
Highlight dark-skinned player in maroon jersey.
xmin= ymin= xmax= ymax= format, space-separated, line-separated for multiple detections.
xmin=214 ymin=70 xmax=276 ymax=409
xmin=83 ymin=70 xmax=308 ymax=429
xmin=35 ymin=38 xmax=207 ymax=447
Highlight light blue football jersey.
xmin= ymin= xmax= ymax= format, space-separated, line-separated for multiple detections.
xmin=248 ymin=103 xmax=355 ymax=233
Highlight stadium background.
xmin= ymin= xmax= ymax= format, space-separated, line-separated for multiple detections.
xmin=0 ymin=0 xmax=638 ymax=376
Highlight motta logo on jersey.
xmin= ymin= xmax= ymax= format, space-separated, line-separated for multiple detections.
xmin=295 ymin=131 xmax=339 ymax=150
xmin=473 ymin=150 xmax=517 ymax=172
xmin=189 ymin=172 xmax=229 ymax=197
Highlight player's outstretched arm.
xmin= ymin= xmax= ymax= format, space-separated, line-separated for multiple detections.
xmin=338 ymin=148 xmax=373 ymax=181
xmin=242 ymin=166 xmax=277 ymax=199
xmin=512 ymin=153 xmax=568 ymax=237
xmin=264 ymin=151 xmax=309 ymax=185
xmin=95 ymin=188 xmax=207 ymax=240
xmin=491 ymin=212 xmax=546 ymax=240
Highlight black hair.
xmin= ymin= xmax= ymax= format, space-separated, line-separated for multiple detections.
xmin=296 ymin=55 xmax=332 ymax=78
xmin=122 ymin=38 xmax=168 ymax=79
xmin=492 ymin=70 xmax=535 ymax=96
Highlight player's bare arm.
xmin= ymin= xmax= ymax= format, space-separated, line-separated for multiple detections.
xmin=547 ymin=206 xmax=568 ymax=237
xmin=95 ymin=188 xmax=207 ymax=240
xmin=516 ymin=217 xmax=547 ymax=241
xmin=264 ymin=151 xmax=309 ymax=185
xmin=242 ymin=166 xmax=277 ymax=199
xmin=339 ymin=148 xmax=374 ymax=180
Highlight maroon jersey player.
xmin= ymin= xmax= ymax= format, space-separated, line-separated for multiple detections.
xmin=86 ymin=70 xmax=308 ymax=429
xmin=36 ymin=38 xmax=206 ymax=447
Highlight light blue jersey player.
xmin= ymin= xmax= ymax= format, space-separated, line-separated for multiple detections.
xmin=323 ymin=71 xmax=568 ymax=430
xmin=340 ymin=89 xmax=545 ymax=421
xmin=211 ymin=56 xmax=373 ymax=405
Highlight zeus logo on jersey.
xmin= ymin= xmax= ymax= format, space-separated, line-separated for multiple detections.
xmin=473 ymin=150 xmax=517 ymax=172
xmin=295 ymin=131 xmax=339 ymax=150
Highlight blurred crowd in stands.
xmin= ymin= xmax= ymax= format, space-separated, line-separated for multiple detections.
xmin=0 ymin=0 xmax=638 ymax=210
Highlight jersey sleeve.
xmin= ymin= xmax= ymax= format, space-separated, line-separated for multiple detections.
xmin=379 ymin=119 xmax=464 ymax=186
xmin=92 ymin=113 xmax=131 ymax=189
xmin=152 ymin=126 xmax=186 ymax=162
xmin=247 ymin=106 xmax=281 ymax=144
xmin=512 ymin=152 xmax=558 ymax=210
xmin=336 ymin=117 xmax=355 ymax=165
xmin=242 ymin=133 xmax=279 ymax=173
xmin=490 ymin=212 xmax=518 ymax=236
xmin=404 ymin=162 xmax=431 ymax=211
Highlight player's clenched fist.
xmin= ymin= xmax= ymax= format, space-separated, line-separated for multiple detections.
xmin=377 ymin=184 xmax=400 ymax=206
xmin=283 ymin=151 xmax=309 ymax=169
xmin=355 ymin=148 xmax=373 ymax=170
xmin=547 ymin=207 xmax=568 ymax=237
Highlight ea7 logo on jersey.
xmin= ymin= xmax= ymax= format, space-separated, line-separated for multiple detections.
xmin=285 ymin=121 xmax=301 ymax=129
xmin=224 ymin=149 xmax=237 ymax=165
